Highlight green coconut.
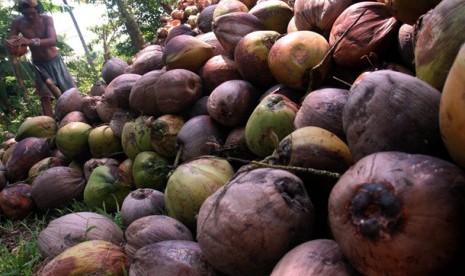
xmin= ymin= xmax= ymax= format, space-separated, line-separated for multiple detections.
xmin=28 ymin=156 xmax=64 ymax=184
xmin=234 ymin=30 xmax=281 ymax=89
xmin=88 ymin=125 xmax=123 ymax=158
xmin=212 ymin=0 xmax=249 ymax=19
xmin=55 ymin=122 xmax=92 ymax=161
xmin=245 ymin=94 xmax=298 ymax=157
xmin=249 ymin=0 xmax=294 ymax=34
xmin=83 ymin=165 xmax=133 ymax=212
xmin=132 ymin=151 xmax=171 ymax=191
xmin=121 ymin=116 xmax=155 ymax=160
xmin=415 ymin=0 xmax=465 ymax=91
xmin=15 ymin=115 xmax=57 ymax=141
xmin=164 ymin=156 xmax=234 ymax=232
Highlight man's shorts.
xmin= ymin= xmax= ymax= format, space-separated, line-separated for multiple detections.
xmin=33 ymin=55 xmax=76 ymax=98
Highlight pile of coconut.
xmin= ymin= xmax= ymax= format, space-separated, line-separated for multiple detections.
xmin=2 ymin=0 xmax=465 ymax=275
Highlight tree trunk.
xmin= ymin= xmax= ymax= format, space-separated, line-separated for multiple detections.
xmin=115 ymin=0 xmax=145 ymax=51
xmin=62 ymin=0 xmax=99 ymax=82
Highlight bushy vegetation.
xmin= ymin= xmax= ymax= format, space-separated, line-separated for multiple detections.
xmin=0 ymin=0 xmax=165 ymax=145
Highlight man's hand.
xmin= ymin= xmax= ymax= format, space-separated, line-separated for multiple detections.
xmin=3 ymin=36 xmax=29 ymax=56
xmin=4 ymin=36 xmax=32 ymax=48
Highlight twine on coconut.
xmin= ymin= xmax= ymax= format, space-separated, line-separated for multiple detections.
xmin=227 ymin=156 xmax=341 ymax=179
xmin=197 ymin=141 xmax=342 ymax=234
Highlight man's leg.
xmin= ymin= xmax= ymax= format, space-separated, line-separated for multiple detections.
xmin=34 ymin=72 xmax=55 ymax=118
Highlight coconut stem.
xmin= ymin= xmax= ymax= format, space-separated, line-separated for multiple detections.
xmin=306 ymin=8 xmax=369 ymax=95
xmin=173 ymin=146 xmax=183 ymax=168
xmin=227 ymin=156 xmax=341 ymax=179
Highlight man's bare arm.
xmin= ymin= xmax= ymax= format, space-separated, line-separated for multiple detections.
xmin=36 ymin=15 xmax=57 ymax=47
xmin=14 ymin=16 xmax=57 ymax=48
xmin=4 ymin=19 xmax=21 ymax=49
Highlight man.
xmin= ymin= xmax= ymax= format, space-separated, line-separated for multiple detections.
xmin=5 ymin=0 xmax=76 ymax=117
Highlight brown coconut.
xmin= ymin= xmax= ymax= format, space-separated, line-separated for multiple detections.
xmin=207 ymin=79 xmax=259 ymax=127
xmin=104 ymin=73 xmax=141 ymax=109
xmin=176 ymin=115 xmax=225 ymax=162
xmin=343 ymin=70 xmax=446 ymax=162
xmin=212 ymin=12 xmax=265 ymax=57
xmin=223 ymin=126 xmax=257 ymax=163
xmin=294 ymin=87 xmax=349 ymax=141
xmin=129 ymin=70 xmax=164 ymax=116
xmin=124 ymin=215 xmax=194 ymax=259
xmin=0 ymin=183 xmax=36 ymax=220
xmin=385 ymin=0 xmax=442 ymax=25
xmin=28 ymin=156 xmax=66 ymax=184
xmin=109 ymin=110 xmax=137 ymax=138
xmin=101 ymin=57 xmax=129 ymax=84
xmin=212 ymin=0 xmax=249 ymax=19
xmin=294 ymin=0 xmax=352 ymax=38
xmin=120 ymin=188 xmax=165 ymax=227
xmin=150 ymin=69 xmax=203 ymax=114
xmin=124 ymin=45 xmax=164 ymax=75
xmin=83 ymin=158 xmax=121 ymax=181
xmin=163 ymin=34 xmax=215 ymax=72
xmin=30 ymin=166 xmax=86 ymax=211
xmin=197 ymin=4 xmax=217 ymax=33
xmin=234 ymin=30 xmax=280 ymax=89
xmin=197 ymin=168 xmax=314 ymax=276
xmin=196 ymin=31 xmax=230 ymax=56
xmin=270 ymin=239 xmax=356 ymax=275
xmin=88 ymin=81 xmax=107 ymax=96
xmin=185 ymin=95 xmax=210 ymax=119
xmin=38 ymin=211 xmax=124 ymax=259
xmin=81 ymin=95 xmax=102 ymax=124
xmin=129 ymin=240 xmax=218 ymax=276
xmin=54 ymin=88 xmax=83 ymax=121
xmin=199 ymin=54 xmax=242 ymax=95
xmin=96 ymin=99 xmax=127 ymax=123
xmin=57 ymin=111 xmax=88 ymax=129
xmin=329 ymin=151 xmax=465 ymax=275
xmin=5 ymin=137 xmax=51 ymax=183
xmin=329 ymin=2 xmax=400 ymax=68
xmin=164 ymin=24 xmax=197 ymax=45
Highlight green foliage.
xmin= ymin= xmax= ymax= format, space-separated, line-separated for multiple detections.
xmin=67 ymin=54 xmax=103 ymax=93
xmin=100 ymin=0 xmax=165 ymax=56
xmin=0 ymin=214 xmax=49 ymax=275
xmin=0 ymin=0 xmax=168 ymax=143
xmin=0 ymin=58 xmax=41 ymax=145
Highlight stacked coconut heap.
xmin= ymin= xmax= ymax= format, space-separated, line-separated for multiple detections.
xmin=2 ymin=0 xmax=465 ymax=274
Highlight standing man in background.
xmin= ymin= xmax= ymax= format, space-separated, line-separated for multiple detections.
xmin=4 ymin=0 xmax=76 ymax=117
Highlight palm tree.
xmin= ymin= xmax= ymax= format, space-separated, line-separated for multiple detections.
xmin=62 ymin=0 xmax=98 ymax=82
xmin=114 ymin=0 xmax=145 ymax=51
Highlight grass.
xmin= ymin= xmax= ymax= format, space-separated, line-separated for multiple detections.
xmin=0 ymin=213 xmax=48 ymax=275
xmin=0 ymin=200 xmax=124 ymax=275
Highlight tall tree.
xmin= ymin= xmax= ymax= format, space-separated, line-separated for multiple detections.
xmin=114 ymin=0 xmax=145 ymax=51
xmin=62 ymin=0 xmax=98 ymax=82
xmin=100 ymin=0 xmax=167 ymax=55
